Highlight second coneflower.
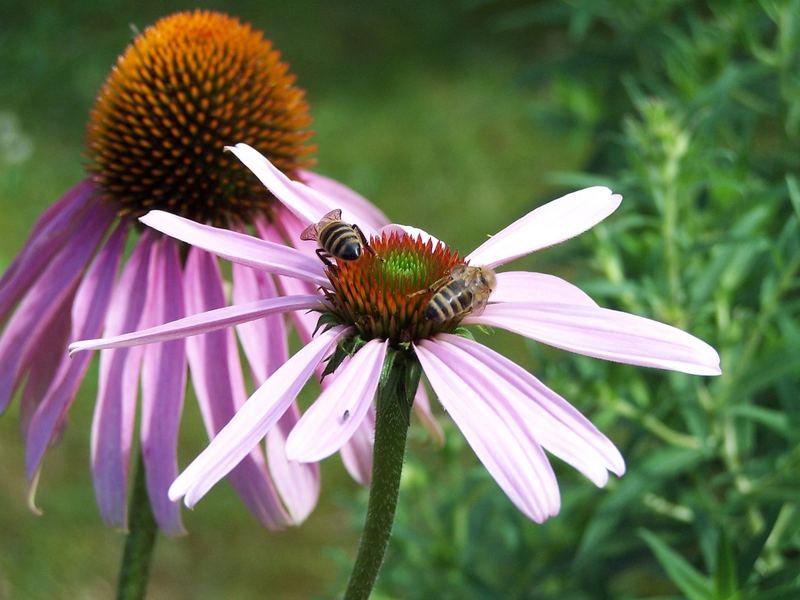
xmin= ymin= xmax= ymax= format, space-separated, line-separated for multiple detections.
xmin=0 ymin=10 xmax=391 ymax=534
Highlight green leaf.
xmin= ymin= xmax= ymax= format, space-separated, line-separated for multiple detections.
xmin=736 ymin=505 xmax=782 ymax=587
xmin=787 ymin=175 xmax=800 ymax=221
xmin=319 ymin=335 xmax=365 ymax=380
xmin=728 ymin=405 xmax=792 ymax=438
xmin=639 ymin=529 xmax=713 ymax=600
xmin=451 ymin=326 xmax=475 ymax=341
xmin=735 ymin=351 xmax=800 ymax=402
xmin=712 ymin=532 xmax=739 ymax=600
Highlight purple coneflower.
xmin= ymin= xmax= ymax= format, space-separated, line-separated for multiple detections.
xmin=0 ymin=11 xmax=389 ymax=534
xmin=70 ymin=144 xmax=721 ymax=524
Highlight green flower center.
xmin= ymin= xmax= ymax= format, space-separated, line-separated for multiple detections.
xmin=324 ymin=231 xmax=465 ymax=345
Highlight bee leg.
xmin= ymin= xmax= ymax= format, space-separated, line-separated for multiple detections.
xmin=407 ymin=274 xmax=449 ymax=298
xmin=354 ymin=225 xmax=381 ymax=260
xmin=316 ymin=248 xmax=336 ymax=269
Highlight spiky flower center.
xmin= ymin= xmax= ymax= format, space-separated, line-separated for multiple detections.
xmin=87 ymin=10 xmax=315 ymax=226
xmin=326 ymin=232 xmax=464 ymax=344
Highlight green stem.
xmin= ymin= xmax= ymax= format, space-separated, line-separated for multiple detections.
xmin=116 ymin=453 xmax=158 ymax=600
xmin=344 ymin=351 xmax=417 ymax=600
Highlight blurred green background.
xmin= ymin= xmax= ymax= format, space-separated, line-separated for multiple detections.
xmin=1 ymin=1 xmax=799 ymax=598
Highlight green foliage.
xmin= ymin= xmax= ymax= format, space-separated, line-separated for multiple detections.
xmin=365 ymin=1 xmax=800 ymax=598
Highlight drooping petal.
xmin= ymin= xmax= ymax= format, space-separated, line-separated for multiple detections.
xmin=227 ymin=144 xmax=378 ymax=234
xmin=140 ymin=237 xmax=187 ymax=535
xmin=254 ymin=212 xmax=324 ymax=345
xmin=232 ymin=261 xmax=289 ymax=382
xmin=0 ymin=180 xmax=95 ymax=322
xmin=0 ymin=204 xmax=115 ymax=411
xmin=139 ymin=210 xmax=328 ymax=287
xmin=437 ymin=334 xmax=625 ymax=485
xmin=491 ymin=272 xmax=597 ymax=306
xmin=300 ymin=169 xmax=388 ymax=231
xmin=413 ymin=383 xmax=445 ymax=446
xmin=267 ymin=204 xmax=312 ymax=254
xmin=69 ymin=294 xmax=322 ymax=355
xmin=286 ymin=339 xmax=388 ymax=463
xmin=312 ymin=353 xmax=376 ymax=486
xmin=465 ymin=187 xmax=622 ymax=269
xmin=266 ymin=404 xmax=320 ymax=524
xmin=278 ymin=277 xmax=322 ymax=346
xmin=19 ymin=288 xmax=74 ymax=439
xmin=170 ymin=324 xmax=351 ymax=508
xmin=466 ymin=302 xmax=721 ymax=376
xmin=183 ymin=248 xmax=288 ymax=529
xmin=25 ymin=224 xmax=127 ymax=480
xmin=91 ymin=231 xmax=154 ymax=529
xmin=415 ymin=340 xmax=560 ymax=523
xmin=339 ymin=406 xmax=375 ymax=486
xmin=232 ymin=256 xmax=321 ymax=524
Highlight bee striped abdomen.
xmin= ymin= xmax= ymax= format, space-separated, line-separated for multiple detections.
xmin=320 ymin=221 xmax=362 ymax=261
xmin=425 ymin=280 xmax=473 ymax=322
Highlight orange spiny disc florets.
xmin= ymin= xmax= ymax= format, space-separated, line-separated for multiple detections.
xmin=87 ymin=10 xmax=315 ymax=226
xmin=327 ymin=232 xmax=463 ymax=344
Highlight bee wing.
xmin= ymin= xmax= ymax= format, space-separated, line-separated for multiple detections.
xmin=300 ymin=222 xmax=319 ymax=241
xmin=471 ymin=290 xmax=492 ymax=316
xmin=322 ymin=208 xmax=342 ymax=221
xmin=301 ymin=209 xmax=342 ymax=241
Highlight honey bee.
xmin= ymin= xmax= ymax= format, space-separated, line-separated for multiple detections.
xmin=421 ymin=265 xmax=497 ymax=322
xmin=300 ymin=209 xmax=373 ymax=266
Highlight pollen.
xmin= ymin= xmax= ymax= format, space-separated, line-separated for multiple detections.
xmin=326 ymin=232 xmax=463 ymax=344
xmin=86 ymin=10 xmax=315 ymax=226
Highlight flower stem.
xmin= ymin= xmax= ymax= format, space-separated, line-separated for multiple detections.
xmin=116 ymin=452 xmax=158 ymax=600
xmin=344 ymin=351 xmax=418 ymax=599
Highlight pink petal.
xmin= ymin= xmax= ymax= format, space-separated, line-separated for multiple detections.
xmin=339 ymin=406 xmax=375 ymax=486
xmin=25 ymin=224 xmax=127 ymax=480
xmin=253 ymin=214 xmax=323 ymax=348
xmin=140 ymin=237 xmax=187 ymax=535
xmin=465 ymin=187 xmax=622 ymax=268
xmin=227 ymin=144 xmax=378 ymax=233
xmin=266 ymin=404 xmax=320 ymax=524
xmin=230 ymin=258 xmax=322 ymax=523
xmin=415 ymin=340 xmax=560 ymax=522
xmin=170 ymin=324 xmax=351 ymax=508
xmin=69 ymin=294 xmax=322 ymax=355
xmin=232 ymin=262 xmax=289 ymax=382
xmin=19 ymin=289 xmax=74 ymax=438
xmin=0 ymin=204 xmax=114 ymax=411
xmin=466 ymin=302 xmax=721 ymax=376
xmin=139 ymin=210 xmax=328 ymax=287
xmin=412 ymin=383 xmax=444 ymax=446
xmin=183 ymin=248 xmax=289 ymax=529
xmin=0 ymin=180 xmax=96 ymax=322
xmin=91 ymin=232 xmax=154 ymax=529
xmin=285 ymin=339 xmax=388 ymax=462
xmin=315 ymin=356 xmax=376 ymax=485
xmin=491 ymin=272 xmax=597 ymax=306
xmin=299 ymin=169 xmax=389 ymax=231
xmin=437 ymin=334 xmax=625 ymax=484
xmin=279 ymin=277 xmax=322 ymax=345
xmin=267 ymin=204 xmax=311 ymax=254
